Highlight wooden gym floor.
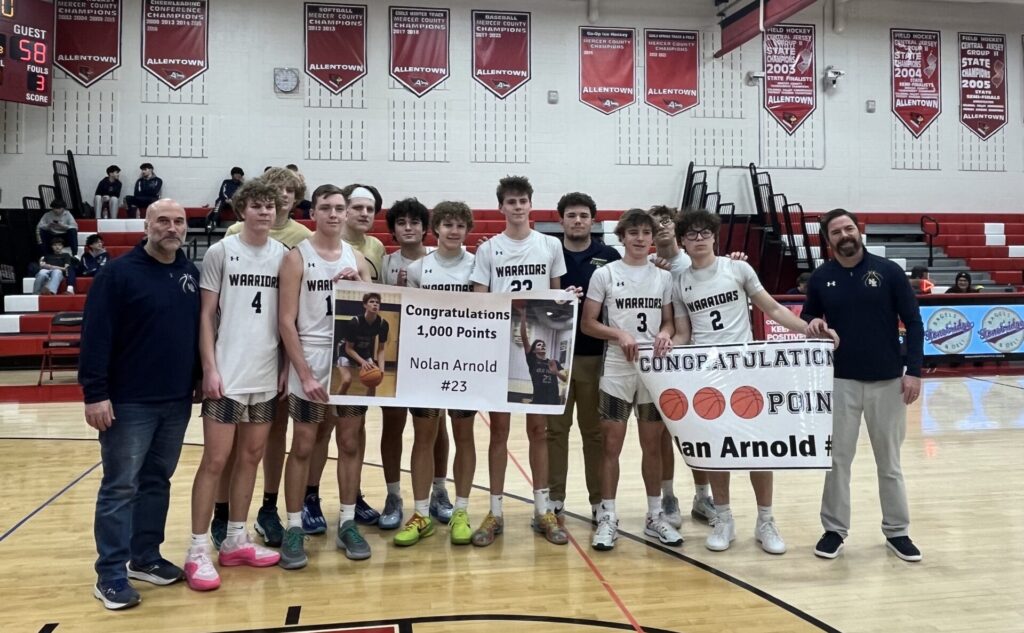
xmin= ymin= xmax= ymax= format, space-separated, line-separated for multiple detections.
xmin=0 ymin=375 xmax=1022 ymax=633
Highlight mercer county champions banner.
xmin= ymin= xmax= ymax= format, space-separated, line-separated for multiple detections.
xmin=471 ymin=10 xmax=530 ymax=99
xmin=304 ymin=3 xmax=367 ymax=94
xmin=55 ymin=0 xmax=122 ymax=87
xmin=637 ymin=340 xmax=834 ymax=471
xmin=579 ymin=27 xmax=635 ymax=114
xmin=141 ymin=0 xmax=209 ymax=89
xmin=644 ymin=29 xmax=699 ymax=115
xmin=390 ymin=6 xmax=450 ymax=96
xmin=328 ymin=283 xmax=577 ymax=415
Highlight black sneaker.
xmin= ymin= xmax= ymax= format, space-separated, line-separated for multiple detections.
xmin=127 ymin=559 xmax=184 ymax=586
xmin=211 ymin=516 xmax=227 ymax=550
xmin=814 ymin=531 xmax=845 ymax=559
xmin=886 ymin=536 xmax=922 ymax=562
xmin=354 ymin=492 xmax=380 ymax=526
xmin=255 ymin=506 xmax=284 ymax=547
xmin=93 ymin=579 xmax=141 ymax=610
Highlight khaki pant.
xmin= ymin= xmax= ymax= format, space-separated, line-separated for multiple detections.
xmin=546 ymin=354 xmax=603 ymax=506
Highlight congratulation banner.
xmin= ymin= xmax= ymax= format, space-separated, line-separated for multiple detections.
xmin=471 ymin=10 xmax=530 ymax=99
xmin=637 ymin=340 xmax=834 ymax=470
xmin=579 ymin=27 xmax=636 ymax=114
xmin=304 ymin=3 xmax=367 ymax=94
xmin=763 ymin=24 xmax=816 ymax=134
xmin=389 ymin=6 xmax=450 ymax=97
xmin=328 ymin=283 xmax=577 ymax=414
xmin=55 ymin=0 xmax=122 ymax=87
xmin=959 ymin=33 xmax=1007 ymax=141
xmin=141 ymin=0 xmax=209 ymax=89
xmin=644 ymin=29 xmax=699 ymax=115
xmin=891 ymin=29 xmax=941 ymax=137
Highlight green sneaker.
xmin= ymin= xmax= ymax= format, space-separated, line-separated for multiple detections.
xmin=394 ymin=513 xmax=435 ymax=547
xmin=449 ymin=508 xmax=472 ymax=545
xmin=336 ymin=519 xmax=371 ymax=560
xmin=279 ymin=526 xmax=308 ymax=570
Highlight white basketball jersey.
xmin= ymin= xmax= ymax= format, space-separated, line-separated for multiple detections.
xmin=672 ymin=257 xmax=764 ymax=345
xmin=382 ymin=248 xmax=434 ymax=286
xmin=587 ymin=260 xmax=672 ymax=374
xmin=296 ymin=239 xmax=358 ymax=347
xmin=407 ymin=249 xmax=475 ymax=292
xmin=469 ymin=231 xmax=567 ymax=293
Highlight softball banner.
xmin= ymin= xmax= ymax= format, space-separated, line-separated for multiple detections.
xmin=637 ymin=339 xmax=834 ymax=470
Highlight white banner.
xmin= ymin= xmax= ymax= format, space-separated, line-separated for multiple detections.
xmin=637 ymin=340 xmax=834 ymax=470
xmin=328 ymin=282 xmax=577 ymax=414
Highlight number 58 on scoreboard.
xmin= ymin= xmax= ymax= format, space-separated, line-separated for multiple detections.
xmin=0 ymin=0 xmax=54 ymax=107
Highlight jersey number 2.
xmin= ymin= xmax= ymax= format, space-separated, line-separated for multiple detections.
xmin=710 ymin=310 xmax=724 ymax=331
xmin=252 ymin=292 xmax=262 ymax=314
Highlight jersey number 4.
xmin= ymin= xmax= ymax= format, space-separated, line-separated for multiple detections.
xmin=252 ymin=292 xmax=263 ymax=314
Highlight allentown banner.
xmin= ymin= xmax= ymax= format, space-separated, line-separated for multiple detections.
xmin=328 ymin=283 xmax=577 ymax=415
xmin=763 ymin=24 xmax=816 ymax=134
xmin=471 ymin=10 xmax=530 ymax=99
xmin=644 ymin=29 xmax=699 ymax=116
xmin=579 ymin=27 xmax=636 ymax=114
xmin=637 ymin=340 xmax=834 ymax=470
xmin=141 ymin=0 xmax=209 ymax=89
xmin=389 ymin=6 xmax=450 ymax=97
xmin=54 ymin=0 xmax=122 ymax=87
xmin=958 ymin=33 xmax=1007 ymax=141
xmin=304 ymin=3 xmax=367 ymax=94
xmin=891 ymin=29 xmax=941 ymax=138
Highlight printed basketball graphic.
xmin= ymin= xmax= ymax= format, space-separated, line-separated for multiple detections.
xmin=730 ymin=386 xmax=764 ymax=419
xmin=360 ymin=366 xmax=384 ymax=388
xmin=658 ymin=389 xmax=689 ymax=421
xmin=693 ymin=387 xmax=725 ymax=420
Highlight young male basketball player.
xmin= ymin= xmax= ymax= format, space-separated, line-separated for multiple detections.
xmin=185 ymin=180 xmax=288 ymax=590
xmin=581 ymin=209 xmax=682 ymax=551
xmin=671 ymin=210 xmax=838 ymax=555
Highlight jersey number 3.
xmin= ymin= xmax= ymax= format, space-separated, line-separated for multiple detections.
xmin=637 ymin=312 xmax=648 ymax=333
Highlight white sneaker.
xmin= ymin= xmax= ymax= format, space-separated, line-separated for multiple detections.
xmin=691 ymin=495 xmax=716 ymax=523
xmin=661 ymin=495 xmax=683 ymax=529
xmin=592 ymin=513 xmax=618 ymax=551
xmin=755 ymin=516 xmax=787 ymax=554
xmin=705 ymin=512 xmax=736 ymax=551
xmin=184 ymin=546 xmax=220 ymax=591
xmin=644 ymin=512 xmax=683 ymax=546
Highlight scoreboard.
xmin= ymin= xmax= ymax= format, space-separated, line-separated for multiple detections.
xmin=0 ymin=0 xmax=54 ymax=107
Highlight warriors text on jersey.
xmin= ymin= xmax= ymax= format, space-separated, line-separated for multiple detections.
xmin=407 ymin=249 xmax=476 ymax=292
xmin=469 ymin=231 xmax=567 ymax=292
xmin=296 ymin=239 xmax=358 ymax=347
xmin=672 ymin=257 xmax=764 ymax=345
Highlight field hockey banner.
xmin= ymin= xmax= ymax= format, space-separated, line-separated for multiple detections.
xmin=389 ymin=6 xmax=450 ymax=96
xmin=763 ymin=24 xmax=816 ymax=134
xmin=471 ymin=10 xmax=530 ymax=99
xmin=637 ymin=340 xmax=834 ymax=471
xmin=141 ymin=0 xmax=208 ymax=89
xmin=891 ymin=29 xmax=941 ymax=137
xmin=644 ymin=29 xmax=699 ymax=115
xmin=579 ymin=27 xmax=636 ymax=114
xmin=328 ymin=282 xmax=577 ymax=415
xmin=304 ymin=3 xmax=367 ymax=94
xmin=959 ymin=33 xmax=1007 ymax=140
xmin=54 ymin=0 xmax=122 ymax=87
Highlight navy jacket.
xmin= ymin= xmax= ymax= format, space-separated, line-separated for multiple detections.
xmin=215 ymin=178 xmax=242 ymax=207
xmin=561 ymin=240 xmax=621 ymax=356
xmin=133 ymin=176 xmax=163 ymax=200
xmin=94 ymin=178 xmax=122 ymax=198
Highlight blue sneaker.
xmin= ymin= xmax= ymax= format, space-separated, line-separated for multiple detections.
xmin=429 ymin=487 xmax=454 ymax=524
xmin=378 ymin=492 xmax=403 ymax=530
xmin=354 ymin=492 xmax=380 ymax=526
xmin=93 ymin=579 xmax=141 ymax=610
xmin=302 ymin=494 xmax=327 ymax=535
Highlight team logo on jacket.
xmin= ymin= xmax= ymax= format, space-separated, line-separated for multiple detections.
xmin=180 ymin=273 xmax=197 ymax=294
xmin=979 ymin=307 xmax=1024 ymax=353
xmin=862 ymin=270 xmax=883 ymax=288
xmin=925 ymin=308 xmax=973 ymax=354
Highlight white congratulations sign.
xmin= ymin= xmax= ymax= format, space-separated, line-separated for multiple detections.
xmin=637 ymin=339 xmax=834 ymax=470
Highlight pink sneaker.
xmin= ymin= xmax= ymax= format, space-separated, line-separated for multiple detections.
xmin=218 ymin=532 xmax=280 ymax=567
xmin=184 ymin=546 xmax=220 ymax=591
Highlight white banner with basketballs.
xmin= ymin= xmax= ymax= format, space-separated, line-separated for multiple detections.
xmin=637 ymin=339 xmax=834 ymax=470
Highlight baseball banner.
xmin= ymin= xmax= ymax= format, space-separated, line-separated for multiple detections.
xmin=644 ymin=29 xmax=699 ymax=116
xmin=471 ymin=10 xmax=530 ymax=99
xmin=389 ymin=6 xmax=449 ymax=97
xmin=958 ymin=33 xmax=1007 ymax=141
xmin=328 ymin=283 xmax=578 ymax=415
xmin=304 ymin=3 xmax=367 ymax=94
xmin=763 ymin=24 xmax=816 ymax=134
xmin=891 ymin=29 xmax=942 ymax=138
xmin=579 ymin=27 xmax=636 ymax=115
xmin=637 ymin=340 xmax=834 ymax=470
xmin=54 ymin=0 xmax=122 ymax=87
xmin=141 ymin=0 xmax=208 ymax=89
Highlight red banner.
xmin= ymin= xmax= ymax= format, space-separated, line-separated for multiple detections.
xmin=891 ymin=29 xmax=941 ymax=138
xmin=644 ymin=29 xmax=699 ymax=116
xmin=54 ymin=0 xmax=121 ymax=87
xmin=305 ymin=3 xmax=366 ymax=94
xmin=389 ymin=6 xmax=449 ymax=97
xmin=579 ymin=27 xmax=635 ymax=115
xmin=141 ymin=0 xmax=208 ymax=89
xmin=471 ymin=10 xmax=530 ymax=99
xmin=763 ymin=24 xmax=816 ymax=134
xmin=959 ymin=33 xmax=1007 ymax=141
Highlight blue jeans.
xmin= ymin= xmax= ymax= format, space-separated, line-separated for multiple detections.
xmin=94 ymin=399 xmax=192 ymax=583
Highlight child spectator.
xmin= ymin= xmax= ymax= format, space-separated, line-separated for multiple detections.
xmin=79 ymin=234 xmax=110 ymax=277
xmin=94 ymin=165 xmax=122 ymax=219
xmin=125 ymin=163 xmax=163 ymax=218
xmin=37 ymin=199 xmax=79 ymax=257
xmin=945 ymin=272 xmax=979 ymax=294
xmin=34 ymin=236 xmax=76 ymax=295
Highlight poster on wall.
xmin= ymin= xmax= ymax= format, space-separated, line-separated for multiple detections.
xmin=304 ymin=3 xmax=367 ymax=94
xmin=389 ymin=6 xmax=450 ymax=97
xmin=54 ymin=0 xmax=122 ymax=87
xmin=644 ymin=29 xmax=699 ymax=116
xmin=891 ymin=29 xmax=942 ymax=138
xmin=471 ymin=10 xmax=530 ymax=99
xmin=958 ymin=33 xmax=1007 ymax=141
xmin=763 ymin=24 xmax=816 ymax=134
xmin=579 ymin=27 xmax=636 ymax=114
xmin=141 ymin=0 xmax=208 ymax=89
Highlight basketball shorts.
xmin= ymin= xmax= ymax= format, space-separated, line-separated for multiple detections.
xmin=598 ymin=374 xmax=660 ymax=423
xmin=288 ymin=394 xmax=328 ymax=425
xmin=599 ymin=373 xmax=654 ymax=406
xmin=381 ymin=406 xmax=442 ymax=420
xmin=288 ymin=346 xmax=331 ymax=400
xmin=447 ymin=410 xmax=477 ymax=420
xmin=335 ymin=405 xmax=368 ymax=418
xmin=203 ymin=391 xmax=277 ymax=424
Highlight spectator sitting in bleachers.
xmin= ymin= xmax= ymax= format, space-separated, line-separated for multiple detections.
xmin=94 ymin=165 xmax=122 ymax=219
xmin=79 ymin=234 xmax=110 ymax=277
xmin=34 ymin=236 xmax=77 ymax=295
xmin=125 ymin=162 xmax=163 ymax=218
xmin=909 ymin=266 xmax=934 ymax=294
xmin=206 ymin=166 xmax=245 ymax=230
xmin=945 ymin=271 xmax=979 ymax=294
xmin=37 ymin=199 xmax=79 ymax=257
xmin=786 ymin=272 xmax=811 ymax=295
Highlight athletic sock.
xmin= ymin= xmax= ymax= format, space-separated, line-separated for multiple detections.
xmin=489 ymin=494 xmax=503 ymax=518
xmin=432 ymin=477 xmax=447 ymax=493
xmin=305 ymin=484 xmax=319 ymax=499
xmin=414 ymin=498 xmax=430 ymax=516
xmin=533 ymin=488 xmax=551 ymax=515
xmin=600 ymin=499 xmax=616 ymax=519
xmin=757 ymin=505 xmax=773 ymax=523
xmin=694 ymin=484 xmax=711 ymax=499
xmin=190 ymin=533 xmax=209 ymax=549
xmin=286 ymin=512 xmax=302 ymax=529
xmin=455 ymin=496 xmax=470 ymax=510
xmin=340 ymin=504 xmax=355 ymax=524
xmin=261 ymin=491 xmax=278 ymax=511
xmin=647 ymin=495 xmax=662 ymax=517
xmin=716 ymin=504 xmax=732 ymax=519
xmin=213 ymin=501 xmax=229 ymax=521
xmin=661 ymin=479 xmax=675 ymax=498
xmin=226 ymin=521 xmax=245 ymax=539
xmin=386 ymin=481 xmax=401 ymax=497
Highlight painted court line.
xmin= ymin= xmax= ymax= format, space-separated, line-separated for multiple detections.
xmin=0 ymin=461 xmax=101 ymax=543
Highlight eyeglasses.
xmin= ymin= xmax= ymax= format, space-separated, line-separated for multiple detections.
xmin=684 ymin=229 xmax=714 ymax=241
xmin=656 ymin=217 xmax=674 ymax=227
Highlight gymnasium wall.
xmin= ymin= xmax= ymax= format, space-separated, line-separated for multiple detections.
xmin=1 ymin=0 xmax=1023 ymax=213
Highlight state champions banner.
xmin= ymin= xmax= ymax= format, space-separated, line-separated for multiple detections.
xmin=141 ymin=0 xmax=209 ymax=89
xmin=304 ymin=3 xmax=367 ymax=94
xmin=328 ymin=283 xmax=578 ymax=415
xmin=891 ymin=29 xmax=941 ymax=137
xmin=637 ymin=340 xmax=834 ymax=471
xmin=644 ymin=29 xmax=699 ymax=116
xmin=959 ymin=33 xmax=1007 ymax=141
xmin=55 ymin=0 xmax=122 ymax=87
xmin=763 ymin=24 xmax=816 ymax=134
xmin=579 ymin=27 xmax=635 ymax=114
xmin=389 ymin=6 xmax=450 ymax=97
xmin=471 ymin=10 xmax=530 ymax=99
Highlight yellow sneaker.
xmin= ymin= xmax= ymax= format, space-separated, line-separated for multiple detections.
xmin=471 ymin=512 xmax=504 ymax=547
xmin=394 ymin=513 xmax=434 ymax=547
xmin=450 ymin=508 xmax=472 ymax=545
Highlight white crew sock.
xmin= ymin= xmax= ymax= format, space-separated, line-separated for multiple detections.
xmin=533 ymin=488 xmax=551 ymax=515
xmin=647 ymin=496 xmax=662 ymax=517
xmin=455 ymin=496 xmax=470 ymax=510
xmin=287 ymin=512 xmax=302 ymax=529
xmin=600 ymin=499 xmax=616 ymax=519
xmin=694 ymin=484 xmax=711 ymax=499
xmin=414 ymin=498 xmax=430 ymax=516
xmin=757 ymin=505 xmax=773 ymax=523
xmin=340 ymin=504 xmax=355 ymax=524
xmin=386 ymin=481 xmax=401 ymax=496
xmin=490 ymin=494 xmax=503 ymax=517
xmin=190 ymin=533 xmax=209 ymax=549
xmin=226 ymin=521 xmax=245 ymax=539
xmin=432 ymin=477 xmax=447 ymax=493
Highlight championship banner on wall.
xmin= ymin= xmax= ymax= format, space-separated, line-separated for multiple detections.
xmin=328 ymin=283 xmax=578 ymax=415
xmin=958 ymin=33 xmax=1007 ymax=141
xmin=304 ymin=3 xmax=367 ymax=94
xmin=763 ymin=24 xmax=816 ymax=134
xmin=471 ymin=10 xmax=530 ymax=99
xmin=389 ymin=6 xmax=450 ymax=97
xmin=54 ymin=0 xmax=122 ymax=87
xmin=141 ymin=0 xmax=208 ymax=89
xmin=644 ymin=29 xmax=699 ymax=116
xmin=891 ymin=29 xmax=941 ymax=138
xmin=637 ymin=340 xmax=834 ymax=470
xmin=579 ymin=27 xmax=636 ymax=114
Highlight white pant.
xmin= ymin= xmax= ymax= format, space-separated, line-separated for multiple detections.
xmin=94 ymin=195 xmax=121 ymax=218
xmin=34 ymin=269 xmax=64 ymax=294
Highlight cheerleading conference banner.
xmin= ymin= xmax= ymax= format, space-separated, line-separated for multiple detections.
xmin=637 ymin=340 xmax=834 ymax=470
xmin=471 ymin=10 xmax=530 ymax=98
xmin=304 ymin=3 xmax=367 ymax=94
xmin=891 ymin=29 xmax=942 ymax=137
xmin=390 ymin=6 xmax=450 ymax=96
xmin=958 ymin=33 xmax=1007 ymax=141
xmin=328 ymin=283 xmax=578 ymax=415
xmin=55 ymin=0 xmax=122 ymax=87
xmin=141 ymin=0 xmax=209 ymax=89
xmin=763 ymin=24 xmax=816 ymax=134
